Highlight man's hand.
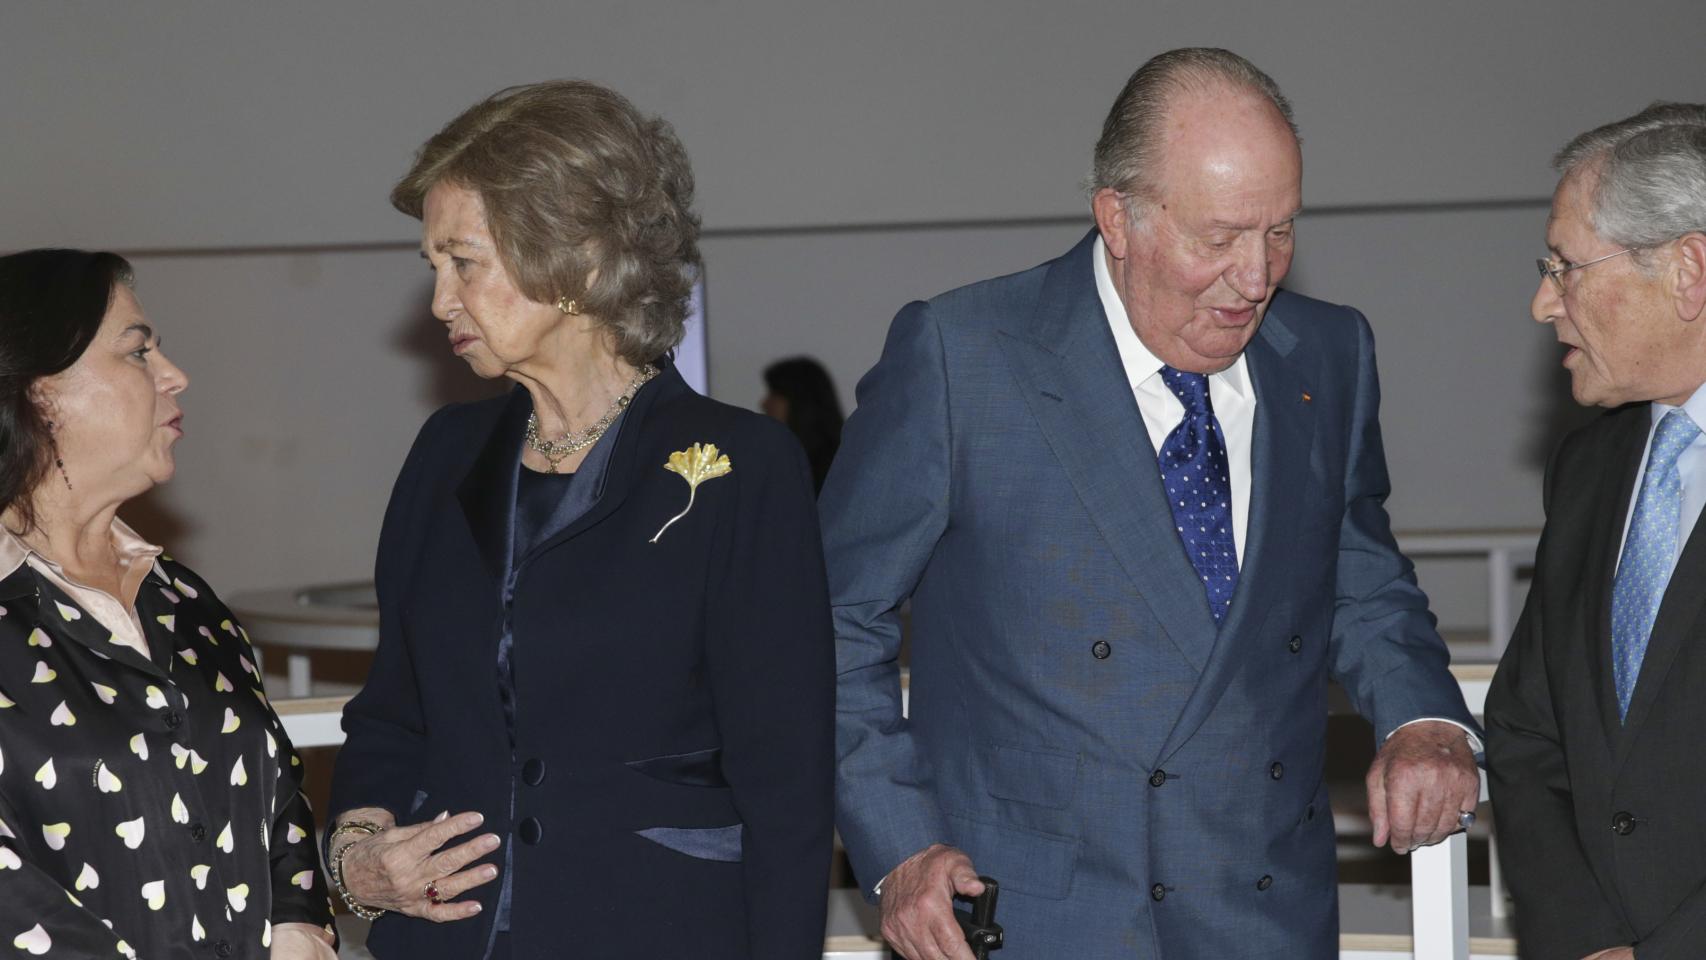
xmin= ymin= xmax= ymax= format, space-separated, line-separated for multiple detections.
xmin=879 ymin=844 xmax=984 ymax=960
xmin=1580 ymin=949 xmax=1635 ymax=960
xmin=1366 ymin=720 xmax=1480 ymax=853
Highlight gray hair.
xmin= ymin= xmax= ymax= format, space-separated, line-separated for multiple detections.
xmin=1554 ymin=102 xmax=1706 ymax=261
xmin=1090 ymin=47 xmax=1299 ymax=200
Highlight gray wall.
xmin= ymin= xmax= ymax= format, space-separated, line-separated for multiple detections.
xmin=5 ymin=2 xmax=1691 ymax=625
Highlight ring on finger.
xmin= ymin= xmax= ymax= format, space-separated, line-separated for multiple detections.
xmin=425 ymin=881 xmax=444 ymax=905
xmin=1457 ymin=809 xmax=1476 ymax=830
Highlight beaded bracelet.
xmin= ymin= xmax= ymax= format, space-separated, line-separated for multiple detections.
xmin=327 ymin=820 xmax=387 ymax=921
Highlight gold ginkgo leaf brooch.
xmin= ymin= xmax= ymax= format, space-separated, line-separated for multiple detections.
xmin=650 ymin=442 xmax=733 ymax=543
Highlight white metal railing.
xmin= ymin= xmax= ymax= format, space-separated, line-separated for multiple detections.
xmin=1395 ymin=529 xmax=1538 ymax=661
xmin=277 ymin=667 xmax=1514 ymax=960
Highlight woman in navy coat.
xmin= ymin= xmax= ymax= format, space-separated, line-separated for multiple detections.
xmin=326 ymin=81 xmax=834 ymax=960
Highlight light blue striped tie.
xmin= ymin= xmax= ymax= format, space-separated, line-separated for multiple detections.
xmin=1610 ymin=409 xmax=1702 ymax=719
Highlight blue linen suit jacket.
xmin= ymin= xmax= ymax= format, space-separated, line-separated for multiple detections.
xmin=823 ymin=231 xmax=1478 ymax=958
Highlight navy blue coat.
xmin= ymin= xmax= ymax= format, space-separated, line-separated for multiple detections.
xmin=330 ymin=366 xmax=834 ymax=960
xmin=825 ymin=232 xmax=1479 ymax=958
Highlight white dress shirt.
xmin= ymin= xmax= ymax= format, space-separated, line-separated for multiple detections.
xmin=1092 ymin=236 xmax=1479 ymax=753
xmin=1617 ymin=386 xmax=1706 ymax=570
xmin=1094 ymin=236 xmax=1256 ymax=564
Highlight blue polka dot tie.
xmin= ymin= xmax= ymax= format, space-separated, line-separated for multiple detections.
xmin=1610 ymin=409 xmax=1702 ymax=720
xmin=1158 ymin=367 xmax=1239 ymax=622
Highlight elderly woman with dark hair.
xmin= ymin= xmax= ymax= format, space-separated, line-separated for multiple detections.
xmin=326 ymin=81 xmax=834 ymax=960
xmin=0 ymin=250 xmax=337 ymax=959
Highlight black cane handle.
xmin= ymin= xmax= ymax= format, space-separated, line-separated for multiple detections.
xmin=953 ymin=876 xmax=1004 ymax=958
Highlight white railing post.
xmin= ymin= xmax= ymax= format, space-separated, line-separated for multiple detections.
xmin=1411 ymin=831 xmax=1470 ymax=960
xmin=1486 ymin=546 xmax=1513 ymax=658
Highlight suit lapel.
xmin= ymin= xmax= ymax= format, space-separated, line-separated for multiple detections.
xmin=1588 ymin=411 xmax=1650 ymax=746
xmin=525 ymin=365 xmax=687 ymax=561
xmin=456 ymin=388 xmax=529 ymax=593
xmin=1158 ymin=307 xmax=1316 ymax=763
xmin=996 ymin=231 xmax=1218 ymax=670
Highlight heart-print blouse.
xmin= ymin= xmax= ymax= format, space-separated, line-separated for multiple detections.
xmin=0 ymin=528 xmax=334 ymax=959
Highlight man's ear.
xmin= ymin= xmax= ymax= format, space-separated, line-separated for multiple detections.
xmin=1673 ymin=232 xmax=1706 ymax=323
xmin=1092 ymin=188 xmax=1131 ymax=260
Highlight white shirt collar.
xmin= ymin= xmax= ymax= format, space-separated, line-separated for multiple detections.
xmin=1652 ymin=382 xmax=1706 ymax=434
xmin=1091 ymin=234 xmax=1250 ymax=397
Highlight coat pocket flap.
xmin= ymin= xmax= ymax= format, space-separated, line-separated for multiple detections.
xmin=635 ymin=824 xmax=743 ymax=862
xmin=984 ymin=743 xmax=1080 ymax=809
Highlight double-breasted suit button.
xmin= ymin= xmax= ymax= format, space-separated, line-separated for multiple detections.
xmin=1150 ymin=883 xmax=1166 ymax=901
xmin=522 ymin=758 xmax=546 ymax=786
xmin=1256 ymin=875 xmax=1273 ymax=891
xmin=1149 ymin=769 xmax=1167 ymax=788
xmin=1091 ymin=640 xmax=1111 ymax=660
xmin=1269 ymin=762 xmax=1284 ymax=780
xmin=519 ymin=817 xmax=544 ymax=844
xmin=1611 ymin=811 xmax=1637 ymax=836
xmin=1287 ymin=635 xmax=1302 ymax=654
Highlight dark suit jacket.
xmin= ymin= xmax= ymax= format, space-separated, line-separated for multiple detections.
xmin=330 ymin=365 xmax=834 ymax=960
xmin=1488 ymin=404 xmax=1706 ymax=959
xmin=825 ymin=231 xmax=1478 ymax=958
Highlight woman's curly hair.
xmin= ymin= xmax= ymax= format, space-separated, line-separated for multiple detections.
xmin=392 ymin=80 xmax=702 ymax=367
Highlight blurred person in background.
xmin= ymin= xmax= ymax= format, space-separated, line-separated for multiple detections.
xmin=326 ymin=80 xmax=833 ymax=960
xmin=0 ymin=249 xmax=336 ymax=959
xmin=762 ymin=356 xmax=844 ymax=494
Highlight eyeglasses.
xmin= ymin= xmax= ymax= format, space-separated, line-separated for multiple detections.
xmin=1536 ymin=248 xmax=1635 ymax=297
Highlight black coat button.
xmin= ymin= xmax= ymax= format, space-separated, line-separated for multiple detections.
xmin=519 ymin=817 xmax=543 ymax=844
xmin=1612 ymin=811 xmax=1637 ymax=836
xmin=1269 ymin=762 xmax=1284 ymax=780
xmin=214 ymin=940 xmax=232 ymax=958
xmin=1287 ymin=635 xmax=1302 ymax=654
xmin=1149 ymin=770 xmax=1167 ymax=788
xmin=522 ymin=758 xmax=546 ymax=786
xmin=1150 ymin=883 xmax=1166 ymax=901
xmin=1091 ymin=640 xmax=1111 ymax=660
xmin=1257 ymin=875 xmax=1273 ymax=891
xmin=188 ymin=822 xmax=206 ymax=842
xmin=163 ymin=710 xmax=183 ymax=730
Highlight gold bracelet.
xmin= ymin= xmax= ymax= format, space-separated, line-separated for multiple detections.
xmin=328 ymin=821 xmax=386 ymax=921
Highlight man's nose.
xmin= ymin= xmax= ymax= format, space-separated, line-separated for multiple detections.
xmin=1228 ymin=237 xmax=1271 ymax=302
xmin=1531 ymin=275 xmax=1560 ymax=325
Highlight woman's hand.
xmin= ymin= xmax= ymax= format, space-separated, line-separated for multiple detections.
xmin=338 ymin=811 xmax=502 ymax=921
xmin=269 ymin=923 xmax=337 ymax=960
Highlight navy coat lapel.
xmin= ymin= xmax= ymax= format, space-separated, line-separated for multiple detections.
xmin=525 ymin=365 xmax=690 ymax=562
xmin=455 ymin=363 xmax=693 ymax=592
xmin=456 ymin=388 xmax=529 ymax=592
xmin=1158 ymin=307 xmax=1316 ymax=763
xmin=996 ymin=231 xmax=1218 ymax=670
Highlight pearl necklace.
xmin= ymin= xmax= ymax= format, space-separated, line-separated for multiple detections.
xmin=524 ymin=364 xmax=657 ymax=472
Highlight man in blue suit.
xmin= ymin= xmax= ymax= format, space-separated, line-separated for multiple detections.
xmin=822 ymin=48 xmax=1482 ymax=959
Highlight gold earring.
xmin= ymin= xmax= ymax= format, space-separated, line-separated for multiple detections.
xmin=555 ymin=297 xmax=581 ymax=316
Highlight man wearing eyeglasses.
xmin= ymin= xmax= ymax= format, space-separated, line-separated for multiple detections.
xmin=1487 ymin=102 xmax=1706 ymax=960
